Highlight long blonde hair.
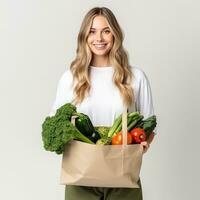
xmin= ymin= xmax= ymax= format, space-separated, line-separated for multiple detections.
xmin=70 ymin=7 xmax=135 ymax=108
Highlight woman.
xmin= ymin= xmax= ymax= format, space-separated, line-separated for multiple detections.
xmin=49 ymin=6 xmax=156 ymax=200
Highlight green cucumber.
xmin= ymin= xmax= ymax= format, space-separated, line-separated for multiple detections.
xmin=74 ymin=113 xmax=101 ymax=143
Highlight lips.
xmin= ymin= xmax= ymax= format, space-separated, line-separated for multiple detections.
xmin=93 ymin=44 xmax=107 ymax=49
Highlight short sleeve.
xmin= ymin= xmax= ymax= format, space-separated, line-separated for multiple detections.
xmin=134 ymin=68 xmax=157 ymax=135
xmin=48 ymin=70 xmax=73 ymax=117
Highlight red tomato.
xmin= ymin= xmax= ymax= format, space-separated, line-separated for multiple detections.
xmin=130 ymin=128 xmax=146 ymax=144
xmin=111 ymin=131 xmax=132 ymax=145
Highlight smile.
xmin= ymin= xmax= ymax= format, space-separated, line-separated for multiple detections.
xmin=93 ymin=44 xmax=107 ymax=49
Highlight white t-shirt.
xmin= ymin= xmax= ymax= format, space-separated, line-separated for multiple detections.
xmin=49 ymin=65 xmax=157 ymax=134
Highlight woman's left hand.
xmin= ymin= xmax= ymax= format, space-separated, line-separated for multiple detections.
xmin=141 ymin=141 xmax=150 ymax=154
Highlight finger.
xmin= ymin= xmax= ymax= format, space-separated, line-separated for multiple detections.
xmin=143 ymin=148 xmax=147 ymax=154
xmin=142 ymin=144 xmax=150 ymax=154
xmin=141 ymin=143 xmax=148 ymax=148
xmin=141 ymin=141 xmax=147 ymax=145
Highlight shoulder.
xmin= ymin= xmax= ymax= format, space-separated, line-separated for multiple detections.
xmin=59 ymin=67 xmax=72 ymax=80
xmin=57 ymin=67 xmax=73 ymax=85
xmin=54 ymin=67 xmax=74 ymax=93
xmin=129 ymin=64 xmax=149 ymax=83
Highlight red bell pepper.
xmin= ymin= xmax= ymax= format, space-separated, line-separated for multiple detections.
xmin=130 ymin=128 xmax=146 ymax=144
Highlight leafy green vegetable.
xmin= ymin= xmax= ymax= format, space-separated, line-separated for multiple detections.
xmin=96 ymin=137 xmax=112 ymax=145
xmin=135 ymin=115 xmax=157 ymax=139
xmin=42 ymin=103 xmax=94 ymax=154
xmin=94 ymin=126 xmax=110 ymax=138
xmin=55 ymin=103 xmax=76 ymax=121
xmin=95 ymin=126 xmax=111 ymax=145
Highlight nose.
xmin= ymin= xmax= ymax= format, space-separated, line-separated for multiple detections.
xmin=96 ymin=32 xmax=103 ymax=41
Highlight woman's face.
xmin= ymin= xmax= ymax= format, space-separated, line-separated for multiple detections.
xmin=87 ymin=15 xmax=114 ymax=57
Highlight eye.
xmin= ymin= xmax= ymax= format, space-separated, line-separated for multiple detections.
xmin=89 ymin=30 xmax=95 ymax=34
xmin=104 ymin=30 xmax=110 ymax=34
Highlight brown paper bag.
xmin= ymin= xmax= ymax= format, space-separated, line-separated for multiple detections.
xmin=60 ymin=107 xmax=144 ymax=188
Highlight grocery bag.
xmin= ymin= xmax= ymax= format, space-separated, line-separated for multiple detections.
xmin=60 ymin=106 xmax=144 ymax=188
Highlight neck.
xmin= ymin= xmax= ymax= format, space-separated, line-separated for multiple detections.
xmin=91 ymin=55 xmax=110 ymax=67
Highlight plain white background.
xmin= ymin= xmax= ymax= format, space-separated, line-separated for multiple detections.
xmin=1 ymin=0 xmax=200 ymax=199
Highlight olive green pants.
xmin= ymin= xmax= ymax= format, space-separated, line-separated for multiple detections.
xmin=65 ymin=179 xmax=143 ymax=200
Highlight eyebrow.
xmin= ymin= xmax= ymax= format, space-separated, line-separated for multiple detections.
xmin=90 ymin=27 xmax=110 ymax=30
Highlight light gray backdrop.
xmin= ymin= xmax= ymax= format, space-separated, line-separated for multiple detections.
xmin=1 ymin=0 xmax=199 ymax=199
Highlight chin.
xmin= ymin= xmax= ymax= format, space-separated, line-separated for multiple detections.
xmin=93 ymin=52 xmax=108 ymax=56
xmin=91 ymin=49 xmax=111 ymax=56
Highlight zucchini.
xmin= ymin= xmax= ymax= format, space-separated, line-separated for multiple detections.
xmin=74 ymin=113 xmax=101 ymax=143
xmin=88 ymin=131 xmax=101 ymax=143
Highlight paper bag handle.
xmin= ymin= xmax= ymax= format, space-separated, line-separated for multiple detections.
xmin=122 ymin=106 xmax=128 ymax=146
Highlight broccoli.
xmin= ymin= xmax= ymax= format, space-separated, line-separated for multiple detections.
xmin=55 ymin=103 xmax=76 ymax=121
xmin=41 ymin=103 xmax=94 ymax=155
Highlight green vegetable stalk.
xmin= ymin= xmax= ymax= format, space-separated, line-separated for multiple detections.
xmin=96 ymin=112 xmax=143 ymax=145
xmin=107 ymin=113 xmax=122 ymax=138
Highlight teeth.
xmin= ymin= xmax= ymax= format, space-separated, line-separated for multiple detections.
xmin=94 ymin=44 xmax=107 ymax=50
xmin=94 ymin=44 xmax=106 ymax=47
